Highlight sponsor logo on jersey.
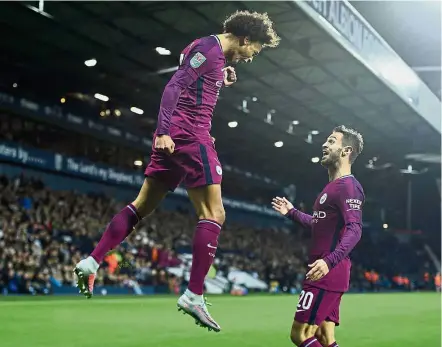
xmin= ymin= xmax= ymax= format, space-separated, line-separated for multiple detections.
xmin=345 ymin=198 xmax=362 ymax=210
xmin=312 ymin=210 xmax=326 ymax=223
xmin=190 ymin=52 xmax=206 ymax=68
xmin=312 ymin=211 xmax=327 ymax=219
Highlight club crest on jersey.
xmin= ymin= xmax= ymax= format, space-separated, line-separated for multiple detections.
xmin=216 ymin=165 xmax=223 ymax=175
xmin=190 ymin=52 xmax=206 ymax=68
xmin=320 ymin=193 xmax=327 ymax=204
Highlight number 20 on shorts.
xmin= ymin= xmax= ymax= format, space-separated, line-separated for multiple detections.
xmin=297 ymin=290 xmax=314 ymax=310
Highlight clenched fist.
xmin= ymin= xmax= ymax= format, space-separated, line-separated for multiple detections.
xmin=155 ymin=135 xmax=175 ymax=155
xmin=223 ymin=66 xmax=237 ymax=87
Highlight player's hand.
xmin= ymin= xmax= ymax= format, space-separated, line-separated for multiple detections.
xmin=223 ymin=66 xmax=237 ymax=87
xmin=155 ymin=135 xmax=175 ymax=155
xmin=306 ymin=259 xmax=330 ymax=281
xmin=271 ymin=196 xmax=294 ymax=216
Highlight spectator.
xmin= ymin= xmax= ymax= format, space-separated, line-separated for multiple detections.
xmin=0 ymin=174 xmax=436 ymax=295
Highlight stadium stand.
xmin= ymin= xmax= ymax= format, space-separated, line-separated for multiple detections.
xmin=1 ymin=169 xmax=439 ymax=296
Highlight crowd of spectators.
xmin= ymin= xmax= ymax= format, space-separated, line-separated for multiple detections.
xmin=0 ymin=174 xmax=439 ymax=296
xmin=0 ymin=173 xmax=307 ymax=295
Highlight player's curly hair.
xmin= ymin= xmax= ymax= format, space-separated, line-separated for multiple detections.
xmin=334 ymin=125 xmax=364 ymax=164
xmin=223 ymin=10 xmax=281 ymax=48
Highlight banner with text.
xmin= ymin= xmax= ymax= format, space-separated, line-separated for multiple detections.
xmin=0 ymin=92 xmax=279 ymax=186
xmin=0 ymin=141 xmax=281 ymax=218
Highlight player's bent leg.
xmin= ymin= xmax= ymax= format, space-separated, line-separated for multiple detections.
xmin=91 ymin=177 xmax=168 ymax=261
xmin=74 ymin=178 xmax=168 ymax=298
xmin=290 ymin=321 xmax=321 ymax=346
xmin=315 ymin=321 xmax=337 ymax=347
xmin=176 ymin=184 xmax=224 ymax=332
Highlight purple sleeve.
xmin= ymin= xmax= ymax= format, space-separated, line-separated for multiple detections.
xmin=324 ymin=222 xmax=362 ymax=269
xmin=157 ymin=48 xmax=218 ymax=135
xmin=286 ymin=208 xmax=313 ymax=229
xmin=324 ymin=181 xmax=364 ymax=269
xmin=157 ymin=69 xmax=195 ymax=135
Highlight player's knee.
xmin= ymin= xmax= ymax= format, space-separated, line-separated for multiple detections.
xmin=290 ymin=328 xmax=302 ymax=346
xmin=315 ymin=326 xmax=335 ymax=346
xmin=315 ymin=330 xmax=326 ymax=346
xmin=132 ymin=178 xmax=168 ymax=218
xmin=199 ymin=205 xmax=225 ymax=225
xmin=290 ymin=329 xmax=308 ymax=346
xmin=290 ymin=323 xmax=314 ymax=346
xmin=319 ymin=333 xmax=335 ymax=346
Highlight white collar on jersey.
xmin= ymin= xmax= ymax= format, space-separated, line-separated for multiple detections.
xmin=211 ymin=34 xmax=223 ymax=52
xmin=337 ymin=174 xmax=354 ymax=180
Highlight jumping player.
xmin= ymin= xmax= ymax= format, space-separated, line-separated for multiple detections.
xmin=74 ymin=10 xmax=280 ymax=333
xmin=272 ymin=126 xmax=365 ymax=347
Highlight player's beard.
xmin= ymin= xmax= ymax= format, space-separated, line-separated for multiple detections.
xmin=321 ymin=148 xmax=342 ymax=168
xmin=228 ymin=47 xmax=251 ymax=64
xmin=225 ymin=48 xmax=239 ymax=64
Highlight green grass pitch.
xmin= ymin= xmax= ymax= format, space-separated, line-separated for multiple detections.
xmin=0 ymin=293 xmax=439 ymax=346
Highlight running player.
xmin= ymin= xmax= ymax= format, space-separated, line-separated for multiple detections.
xmin=74 ymin=10 xmax=280 ymax=333
xmin=272 ymin=126 xmax=365 ymax=347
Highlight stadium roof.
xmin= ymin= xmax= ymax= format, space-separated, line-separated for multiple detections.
xmin=351 ymin=1 xmax=441 ymax=100
xmin=0 ymin=1 xmax=440 ymax=189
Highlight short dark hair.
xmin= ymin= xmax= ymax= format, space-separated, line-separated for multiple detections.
xmin=223 ymin=10 xmax=281 ymax=48
xmin=333 ymin=125 xmax=364 ymax=164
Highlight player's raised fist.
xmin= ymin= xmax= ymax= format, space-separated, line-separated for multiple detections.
xmin=155 ymin=135 xmax=175 ymax=155
xmin=271 ymin=196 xmax=294 ymax=216
xmin=223 ymin=66 xmax=237 ymax=87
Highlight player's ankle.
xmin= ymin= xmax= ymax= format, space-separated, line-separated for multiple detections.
xmin=86 ymin=256 xmax=99 ymax=273
xmin=184 ymin=289 xmax=203 ymax=301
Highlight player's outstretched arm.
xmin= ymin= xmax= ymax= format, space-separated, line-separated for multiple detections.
xmin=271 ymin=197 xmax=313 ymax=229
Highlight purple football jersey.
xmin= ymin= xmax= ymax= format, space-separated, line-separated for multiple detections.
xmin=287 ymin=175 xmax=365 ymax=292
xmin=156 ymin=36 xmax=225 ymax=142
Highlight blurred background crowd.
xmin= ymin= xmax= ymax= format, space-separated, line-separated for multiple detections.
xmin=1 ymin=173 xmax=439 ymax=296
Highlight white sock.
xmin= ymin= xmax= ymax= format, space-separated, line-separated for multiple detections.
xmin=84 ymin=256 xmax=99 ymax=273
xmin=184 ymin=289 xmax=203 ymax=303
